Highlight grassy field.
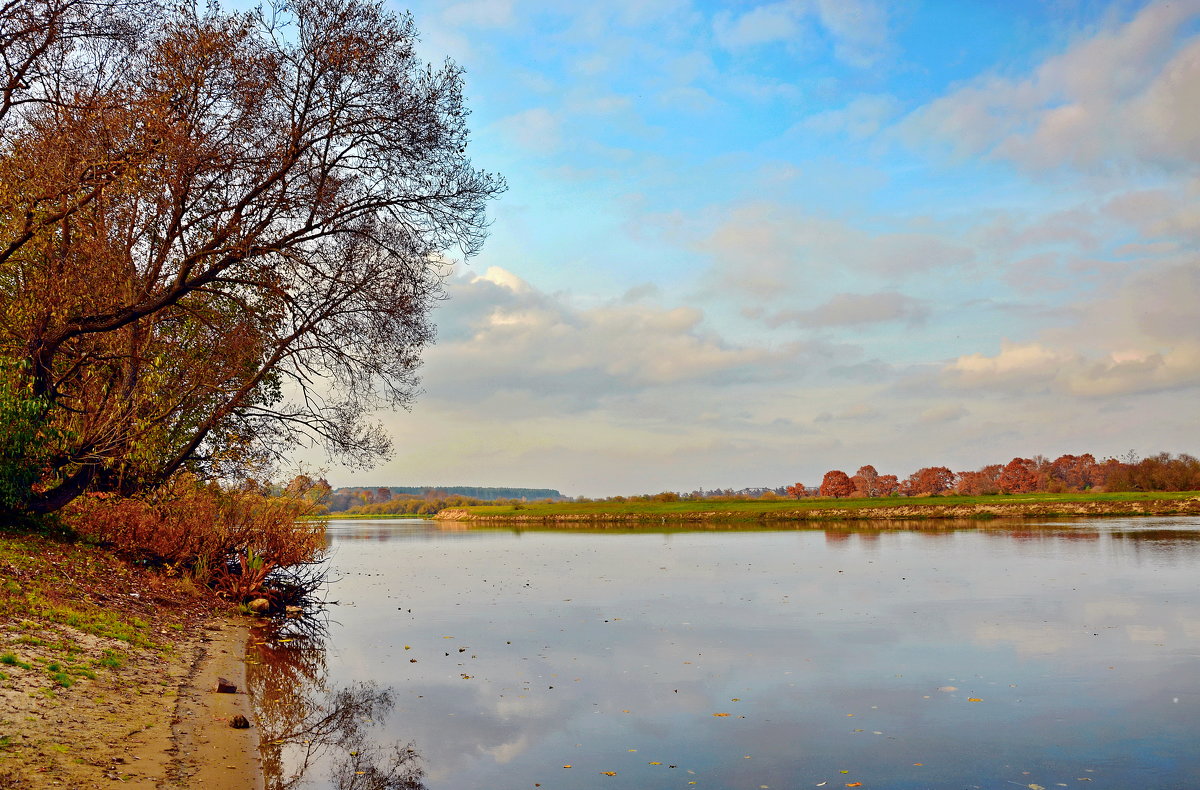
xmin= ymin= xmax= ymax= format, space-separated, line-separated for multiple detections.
xmin=308 ymin=512 xmax=436 ymax=520
xmin=444 ymin=490 xmax=1200 ymax=519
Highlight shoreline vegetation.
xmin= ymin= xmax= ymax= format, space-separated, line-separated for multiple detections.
xmin=434 ymin=490 xmax=1200 ymax=524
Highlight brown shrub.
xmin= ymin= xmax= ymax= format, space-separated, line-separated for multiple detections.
xmin=64 ymin=474 xmax=325 ymax=602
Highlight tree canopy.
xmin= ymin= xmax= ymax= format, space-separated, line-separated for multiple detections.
xmin=0 ymin=0 xmax=503 ymax=515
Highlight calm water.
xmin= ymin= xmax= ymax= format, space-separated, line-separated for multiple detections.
xmin=249 ymin=518 xmax=1200 ymax=789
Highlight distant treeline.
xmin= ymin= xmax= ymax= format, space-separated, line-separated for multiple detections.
xmin=326 ymin=485 xmax=565 ymax=513
xmin=606 ymin=451 xmax=1200 ymax=503
xmin=797 ymin=452 xmax=1200 ymax=499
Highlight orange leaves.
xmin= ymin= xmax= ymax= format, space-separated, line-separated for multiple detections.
xmin=819 ymin=470 xmax=855 ymax=498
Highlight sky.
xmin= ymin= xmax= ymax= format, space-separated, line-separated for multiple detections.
xmin=318 ymin=0 xmax=1200 ymax=497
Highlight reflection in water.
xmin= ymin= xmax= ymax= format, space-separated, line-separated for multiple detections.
xmin=264 ymin=517 xmax=1200 ymax=789
xmin=248 ymin=620 xmax=426 ymax=790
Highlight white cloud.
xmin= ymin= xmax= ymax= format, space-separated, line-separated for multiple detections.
xmin=945 ymin=341 xmax=1200 ymax=399
xmin=902 ymin=1 xmax=1200 ymax=171
xmin=427 ymin=267 xmax=796 ymax=415
xmin=814 ymin=0 xmax=890 ymax=67
xmin=712 ymin=0 xmax=890 ymax=66
xmin=492 ymin=107 xmax=562 ymax=152
xmin=713 ymin=2 xmax=807 ymax=50
xmin=764 ymin=291 xmax=928 ymax=329
xmin=919 ymin=404 xmax=968 ymax=425
xmin=799 ymin=94 xmax=901 ymax=139
xmin=696 ymin=203 xmax=974 ymax=298
xmin=442 ymin=0 xmax=515 ymax=27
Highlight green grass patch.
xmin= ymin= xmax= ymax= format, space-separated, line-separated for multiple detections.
xmin=0 ymin=534 xmax=164 ymax=649
xmin=0 ymin=654 xmax=31 ymax=671
xmin=445 ymin=490 xmax=1200 ymax=520
xmin=97 ymin=650 xmax=125 ymax=670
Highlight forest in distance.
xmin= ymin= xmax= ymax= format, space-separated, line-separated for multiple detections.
xmin=324 ymin=450 xmax=1200 ymax=516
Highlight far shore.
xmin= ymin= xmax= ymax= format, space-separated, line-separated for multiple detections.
xmin=433 ymin=490 xmax=1200 ymax=524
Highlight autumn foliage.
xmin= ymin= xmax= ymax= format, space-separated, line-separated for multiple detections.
xmin=819 ymin=470 xmax=855 ymax=498
xmin=63 ymin=474 xmax=325 ymax=604
xmin=0 ymin=0 xmax=503 ymax=517
xmin=808 ymin=452 xmax=1200 ymax=499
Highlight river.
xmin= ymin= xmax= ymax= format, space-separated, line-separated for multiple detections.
xmin=248 ymin=517 xmax=1200 ymax=789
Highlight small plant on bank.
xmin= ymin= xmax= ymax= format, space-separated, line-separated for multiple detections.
xmin=0 ymin=653 xmax=31 ymax=670
xmin=97 ymin=650 xmax=125 ymax=670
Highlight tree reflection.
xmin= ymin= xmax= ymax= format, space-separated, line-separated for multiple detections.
xmin=248 ymin=619 xmax=426 ymax=790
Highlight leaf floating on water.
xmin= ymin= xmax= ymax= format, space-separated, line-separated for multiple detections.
xmin=846 ymin=784 xmax=863 ymax=787
xmin=1027 ymin=784 xmax=1045 ymax=790
xmin=649 ymin=762 xmax=662 ymax=765
xmin=817 ymin=783 xmax=827 ymax=787
xmin=713 ymin=712 xmax=731 ymax=717
xmin=967 ymin=698 xmax=983 ymax=702
xmin=562 ymin=765 xmax=571 ymax=769
xmin=601 ymin=771 xmax=617 ymax=776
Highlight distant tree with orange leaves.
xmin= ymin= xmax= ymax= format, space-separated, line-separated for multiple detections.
xmin=903 ymin=466 xmax=955 ymax=496
xmin=851 ymin=465 xmax=881 ymax=497
xmin=998 ymin=458 xmax=1040 ymax=493
xmin=819 ymin=470 xmax=855 ymax=498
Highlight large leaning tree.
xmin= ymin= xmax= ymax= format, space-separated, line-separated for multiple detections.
xmin=0 ymin=0 xmax=504 ymax=515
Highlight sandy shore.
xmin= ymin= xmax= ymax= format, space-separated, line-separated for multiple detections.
xmin=165 ymin=619 xmax=263 ymax=789
xmin=0 ymin=612 xmax=263 ymax=789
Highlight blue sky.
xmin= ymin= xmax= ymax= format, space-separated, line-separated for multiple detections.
xmin=321 ymin=0 xmax=1200 ymax=496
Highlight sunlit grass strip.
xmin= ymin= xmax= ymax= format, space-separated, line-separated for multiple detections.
xmin=0 ymin=536 xmax=162 ymax=649
xmin=446 ymin=490 xmax=1200 ymax=519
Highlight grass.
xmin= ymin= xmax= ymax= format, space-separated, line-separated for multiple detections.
xmin=97 ymin=650 xmax=125 ymax=670
xmin=445 ymin=490 xmax=1200 ymax=520
xmin=0 ymin=536 xmax=163 ymax=649
xmin=0 ymin=653 xmax=31 ymax=671
xmin=309 ymin=512 xmax=436 ymax=520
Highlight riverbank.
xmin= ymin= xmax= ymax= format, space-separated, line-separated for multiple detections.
xmin=435 ymin=490 xmax=1200 ymax=524
xmin=0 ymin=532 xmax=261 ymax=788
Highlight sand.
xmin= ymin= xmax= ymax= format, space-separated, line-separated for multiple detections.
xmin=0 ymin=616 xmax=263 ymax=789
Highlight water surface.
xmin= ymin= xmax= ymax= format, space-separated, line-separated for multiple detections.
xmin=251 ymin=518 xmax=1200 ymax=789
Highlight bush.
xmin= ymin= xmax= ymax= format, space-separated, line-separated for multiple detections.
xmin=63 ymin=474 xmax=325 ymax=604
